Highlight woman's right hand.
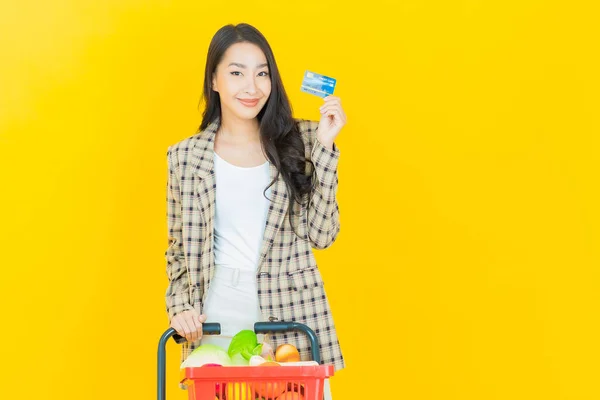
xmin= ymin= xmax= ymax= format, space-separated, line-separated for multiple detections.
xmin=170 ymin=309 xmax=207 ymax=342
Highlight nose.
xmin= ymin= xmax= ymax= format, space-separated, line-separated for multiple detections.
xmin=244 ymin=75 xmax=258 ymax=95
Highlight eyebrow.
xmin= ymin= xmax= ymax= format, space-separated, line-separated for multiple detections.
xmin=228 ymin=62 xmax=269 ymax=69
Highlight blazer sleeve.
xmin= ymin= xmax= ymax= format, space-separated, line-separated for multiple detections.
xmin=303 ymin=120 xmax=341 ymax=249
xmin=165 ymin=146 xmax=194 ymax=321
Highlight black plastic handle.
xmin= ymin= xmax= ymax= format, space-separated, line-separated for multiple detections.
xmin=157 ymin=323 xmax=220 ymax=400
xmin=254 ymin=321 xmax=321 ymax=363
xmin=157 ymin=321 xmax=322 ymax=400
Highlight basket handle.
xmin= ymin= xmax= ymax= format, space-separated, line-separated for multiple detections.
xmin=254 ymin=321 xmax=321 ymax=363
xmin=157 ymin=321 xmax=322 ymax=400
xmin=157 ymin=323 xmax=220 ymax=400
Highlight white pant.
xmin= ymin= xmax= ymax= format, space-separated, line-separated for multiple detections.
xmin=201 ymin=265 xmax=263 ymax=339
xmin=200 ymin=265 xmax=333 ymax=399
xmin=323 ymin=378 xmax=333 ymax=400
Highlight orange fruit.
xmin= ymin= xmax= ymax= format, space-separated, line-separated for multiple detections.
xmin=275 ymin=344 xmax=300 ymax=363
xmin=275 ymin=392 xmax=305 ymax=400
xmin=260 ymin=361 xmax=282 ymax=366
xmin=255 ymin=361 xmax=286 ymax=399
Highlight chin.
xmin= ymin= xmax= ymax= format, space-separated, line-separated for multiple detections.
xmin=235 ymin=105 xmax=265 ymax=120
xmin=232 ymin=111 xmax=260 ymax=120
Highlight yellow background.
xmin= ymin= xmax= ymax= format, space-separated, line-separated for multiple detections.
xmin=1 ymin=1 xmax=598 ymax=399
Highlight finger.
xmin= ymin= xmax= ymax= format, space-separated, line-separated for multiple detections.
xmin=192 ymin=313 xmax=206 ymax=341
xmin=319 ymin=104 xmax=341 ymax=115
xmin=320 ymin=101 xmax=342 ymax=110
xmin=196 ymin=314 xmax=207 ymax=341
xmin=171 ymin=318 xmax=185 ymax=338
xmin=185 ymin=315 xmax=196 ymax=342
xmin=172 ymin=316 xmax=189 ymax=341
xmin=195 ymin=315 xmax=204 ymax=341
xmin=192 ymin=314 xmax=206 ymax=342
xmin=187 ymin=314 xmax=201 ymax=342
xmin=322 ymin=106 xmax=343 ymax=120
xmin=179 ymin=315 xmax=193 ymax=341
xmin=338 ymin=108 xmax=347 ymax=124
xmin=324 ymin=109 xmax=344 ymax=124
xmin=319 ymin=99 xmax=339 ymax=112
xmin=324 ymin=109 xmax=339 ymax=117
xmin=323 ymin=104 xmax=346 ymax=124
xmin=323 ymin=95 xmax=340 ymax=104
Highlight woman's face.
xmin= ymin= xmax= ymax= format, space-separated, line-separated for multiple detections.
xmin=212 ymin=42 xmax=272 ymax=121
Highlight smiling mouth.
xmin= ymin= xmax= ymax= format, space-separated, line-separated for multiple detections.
xmin=238 ymin=98 xmax=260 ymax=107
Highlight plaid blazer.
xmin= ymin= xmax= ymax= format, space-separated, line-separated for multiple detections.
xmin=164 ymin=117 xmax=345 ymax=375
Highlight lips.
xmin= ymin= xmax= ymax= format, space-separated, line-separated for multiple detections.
xmin=238 ymin=98 xmax=260 ymax=107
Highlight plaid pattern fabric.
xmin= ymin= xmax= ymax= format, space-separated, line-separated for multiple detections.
xmin=165 ymin=117 xmax=345 ymax=377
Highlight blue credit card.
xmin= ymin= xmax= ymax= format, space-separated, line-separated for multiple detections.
xmin=300 ymin=70 xmax=336 ymax=98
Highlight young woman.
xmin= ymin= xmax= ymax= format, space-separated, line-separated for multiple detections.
xmin=165 ymin=23 xmax=346 ymax=398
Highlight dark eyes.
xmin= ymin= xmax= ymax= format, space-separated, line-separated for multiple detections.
xmin=230 ymin=71 xmax=269 ymax=77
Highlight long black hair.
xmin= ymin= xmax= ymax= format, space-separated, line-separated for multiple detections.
xmin=199 ymin=23 xmax=315 ymax=237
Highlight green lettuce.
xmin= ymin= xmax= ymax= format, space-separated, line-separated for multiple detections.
xmin=227 ymin=330 xmax=263 ymax=361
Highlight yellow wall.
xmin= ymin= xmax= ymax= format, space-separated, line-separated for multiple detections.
xmin=1 ymin=1 xmax=598 ymax=399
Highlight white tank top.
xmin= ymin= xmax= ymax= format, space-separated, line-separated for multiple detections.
xmin=200 ymin=151 xmax=271 ymax=342
xmin=213 ymin=151 xmax=271 ymax=271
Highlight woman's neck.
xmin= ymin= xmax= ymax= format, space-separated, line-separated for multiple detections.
xmin=218 ymin=113 xmax=261 ymax=143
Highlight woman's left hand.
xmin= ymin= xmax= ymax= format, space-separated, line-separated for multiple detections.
xmin=317 ymin=96 xmax=346 ymax=150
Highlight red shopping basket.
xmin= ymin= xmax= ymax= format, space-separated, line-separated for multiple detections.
xmin=158 ymin=321 xmax=334 ymax=400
